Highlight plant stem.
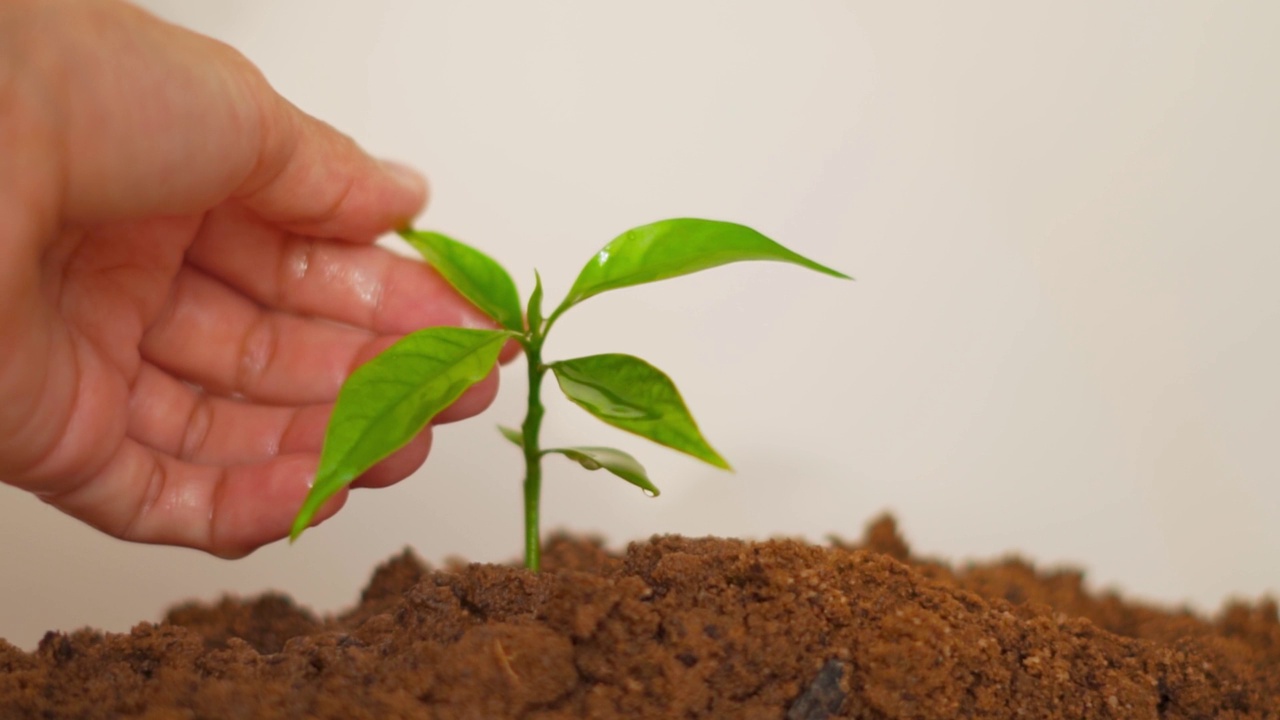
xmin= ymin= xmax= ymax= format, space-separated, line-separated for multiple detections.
xmin=520 ymin=333 xmax=547 ymax=571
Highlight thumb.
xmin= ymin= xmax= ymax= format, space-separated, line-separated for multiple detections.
xmin=15 ymin=0 xmax=426 ymax=241
xmin=233 ymin=98 xmax=428 ymax=242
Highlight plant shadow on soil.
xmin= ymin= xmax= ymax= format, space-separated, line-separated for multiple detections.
xmin=1 ymin=516 xmax=1276 ymax=719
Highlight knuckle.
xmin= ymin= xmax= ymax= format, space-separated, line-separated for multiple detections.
xmin=234 ymin=313 xmax=279 ymax=396
xmin=178 ymin=394 xmax=213 ymax=461
xmin=119 ymin=458 xmax=167 ymax=542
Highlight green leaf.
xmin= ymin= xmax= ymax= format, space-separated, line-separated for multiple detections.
xmin=526 ymin=270 xmax=544 ymax=334
xmin=399 ymin=228 xmax=524 ymax=332
xmin=545 ymin=446 xmax=659 ymax=496
xmin=550 ymin=354 xmax=729 ymax=469
xmin=291 ymin=327 xmax=510 ymax=540
xmin=556 ymin=218 xmax=849 ymax=313
xmin=498 ymin=424 xmax=524 ymax=448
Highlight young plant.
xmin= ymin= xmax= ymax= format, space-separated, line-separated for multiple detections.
xmin=290 ymin=218 xmax=848 ymax=570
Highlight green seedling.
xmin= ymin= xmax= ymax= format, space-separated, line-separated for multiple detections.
xmin=290 ymin=218 xmax=848 ymax=570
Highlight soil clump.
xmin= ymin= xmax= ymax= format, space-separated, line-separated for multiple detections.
xmin=1 ymin=516 xmax=1276 ymax=718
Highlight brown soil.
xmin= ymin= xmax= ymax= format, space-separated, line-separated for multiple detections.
xmin=1 ymin=516 xmax=1276 ymax=719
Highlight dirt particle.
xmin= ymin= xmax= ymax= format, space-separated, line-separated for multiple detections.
xmin=787 ymin=659 xmax=847 ymax=720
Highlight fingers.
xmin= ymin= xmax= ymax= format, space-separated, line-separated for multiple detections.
xmin=51 ymin=412 xmax=443 ymax=558
xmin=62 ymin=359 xmax=498 ymax=555
xmin=127 ymin=363 xmax=325 ymax=464
xmin=47 ymin=440 xmax=346 ymax=558
xmin=349 ymin=434 xmax=433 ymax=490
xmin=140 ymin=266 xmax=389 ymax=404
xmin=124 ymin=353 xmax=491 ymax=476
xmin=185 ymin=204 xmax=496 ymax=335
xmin=126 ymin=360 xmax=495 ymax=475
xmin=187 ymin=205 xmax=525 ymax=367
xmin=141 ymin=259 xmax=508 ymax=406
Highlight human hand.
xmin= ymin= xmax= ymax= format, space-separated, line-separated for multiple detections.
xmin=0 ymin=0 xmax=502 ymax=557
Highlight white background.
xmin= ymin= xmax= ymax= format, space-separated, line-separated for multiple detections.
xmin=2 ymin=2 xmax=1277 ymax=650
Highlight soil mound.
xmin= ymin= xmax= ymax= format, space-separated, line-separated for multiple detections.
xmin=1 ymin=517 xmax=1276 ymax=718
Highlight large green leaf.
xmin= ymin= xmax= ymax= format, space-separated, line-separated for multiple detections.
xmin=399 ymin=229 xmax=524 ymax=332
xmin=545 ymin=446 xmax=659 ymax=496
xmin=550 ymin=354 xmax=729 ymax=469
xmin=291 ymin=327 xmax=511 ymax=540
xmin=556 ymin=218 xmax=849 ymax=313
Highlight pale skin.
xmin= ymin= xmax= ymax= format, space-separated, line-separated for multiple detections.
xmin=0 ymin=0 xmax=506 ymax=558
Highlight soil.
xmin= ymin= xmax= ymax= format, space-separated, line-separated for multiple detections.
xmin=1 ymin=516 xmax=1276 ymax=719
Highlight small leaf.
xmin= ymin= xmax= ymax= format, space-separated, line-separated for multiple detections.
xmin=551 ymin=354 xmax=729 ymax=469
xmin=556 ymin=218 xmax=849 ymax=313
xmin=545 ymin=446 xmax=659 ymax=496
xmin=399 ymin=229 xmax=524 ymax=332
xmin=526 ymin=270 xmax=544 ymax=334
xmin=291 ymin=327 xmax=511 ymax=540
xmin=498 ymin=424 xmax=524 ymax=448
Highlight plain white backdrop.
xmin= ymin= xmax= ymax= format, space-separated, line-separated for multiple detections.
xmin=2 ymin=2 xmax=1277 ymax=649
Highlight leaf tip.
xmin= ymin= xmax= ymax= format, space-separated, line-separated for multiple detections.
xmin=702 ymin=446 xmax=733 ymax=471
xmin=498 ymin=424 xmax=525 ymax=448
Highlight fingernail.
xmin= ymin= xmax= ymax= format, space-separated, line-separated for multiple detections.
xmin=380 ymin=159 xmax=427 ymax=196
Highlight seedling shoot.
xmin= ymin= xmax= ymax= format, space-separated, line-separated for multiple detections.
xmin=290 ymin=219 xmax=848 ymax=571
